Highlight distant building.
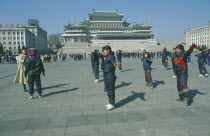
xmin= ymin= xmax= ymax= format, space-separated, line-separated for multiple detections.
xmin=61 ymin=10 xmax=157 ymax=51
xmin=185 ymin=21 xmax=210 ymax=48
xmin=0 ymin=19 xmax=48 ymax=55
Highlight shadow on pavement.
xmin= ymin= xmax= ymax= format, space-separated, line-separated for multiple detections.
xmin=122 ymin=69 xmax=134 ymax=72
xmin=115 ymin=91 xmax=147 ymax=108
xmin=153 ymin=80 xmax=165 ymax=88
xmin=43 ymin=87 xmax=79 ymax=97
xmin=115 ymin=82 xmax=132 ymax=89
xmin=42 ymin=84 xmax=69 ymax=90
xmin=187 ymin=89 xmax=207 ymax=106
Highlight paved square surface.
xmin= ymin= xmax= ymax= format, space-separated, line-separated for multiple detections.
xmin=0 ymin=55 xmax=210 ymax=136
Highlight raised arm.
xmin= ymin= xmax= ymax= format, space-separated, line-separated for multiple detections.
xmin=184 ymin=44 xmax=196 ymax=59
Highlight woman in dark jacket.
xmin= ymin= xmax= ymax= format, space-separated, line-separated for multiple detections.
xmin=98 ymin=45 xmax=121 ymax=110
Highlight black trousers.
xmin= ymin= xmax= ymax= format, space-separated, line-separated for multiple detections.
xmin=176 ymin=70 xmax=189 ymax=99
xmin=172 ymin=63 xmax=177 ymax=76
xmin=93 ymin=64 xmax=99 ymax=79
xmin=91 ymin=64 xmax=94 ymax=72
xmin=103 ymin=72 xmax=107 ymax=90
xmin=117 ymin=60 xmax=122 ymax=70
xmin=104 ymin=72 xmax=116 ymax=105
xmin=145 ymin=70 xmax=153 ymax=83
xmin=198 ymin=62 xmax=207 ymax=75
xmin=28 ymin=74 xmax=42 ymax=96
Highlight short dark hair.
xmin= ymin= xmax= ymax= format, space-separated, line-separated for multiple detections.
xmin=176 ymin=44 xmax=185 ymax=52
xmin=103 ymin=45 xmax=112 ymax=53
xmin=22 ymin=47 xmax=27 ymax=51
xmin=145 ymin=52 xmax=151 ymax=58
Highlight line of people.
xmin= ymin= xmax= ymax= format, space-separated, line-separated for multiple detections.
xmin=90 ymin=44 xmax=209 ymax=110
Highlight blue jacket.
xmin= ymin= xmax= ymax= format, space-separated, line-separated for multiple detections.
xmin=162 ymin=51 xmax=170 ymax=61
xmin=25 ymin=57 xmax=45 ymax=75
xmin=91 ymin=53 xmax=100 ymax=65
xmin=195 ymin=53 xmax=206 ymax=63
xmin=103 ymin=54 xmax=116 ymax=73
xmin=116 ymin=52 xmax=122 ymax=62
xmin=141 ymin=57 xmax=152 ymax=70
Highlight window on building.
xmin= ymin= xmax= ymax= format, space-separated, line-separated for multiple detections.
xmin=13 ymin=37 xmax=16 ymax=40
xmin=17 ymin=37 xmax=20 ymax=40
xmin=8 ymin=42 xmax=11 ymax=45
xmin=21 ymin=37 xmax=24 ymax=40
xmin=3 ymin=42 xmax=6 ymax=45
xmin=14 ymin=42 xmax=16 ymax=45
xmin=8 ymin=37 xmax=11 ymax=40
xmin=3 ymin=37 xmax=6 ymax=40
xmin=21 ymin=32 xmax=23 ymax=35
xmin=3 ymin=32 xmax=5 ymax=35
xmin=14 ymin=47 xmax=16 ymax=49
xmin=9 ymin=47 xmax=11 ymax=50
xmin=8 ymin=32 xmax=10 ymax=35
xmin=17 ymin=32 xmax=19 ymax=35
xmin=13 ymin=32 xmax=15 ymax=35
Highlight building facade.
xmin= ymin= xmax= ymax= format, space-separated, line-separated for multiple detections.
xmin=185 ymin=21 xmax=210 ymax=48
xmin=61 ymin=10 xmax=157 ymax=51
xmin=0 ymin=19 xmax=48 ymax=55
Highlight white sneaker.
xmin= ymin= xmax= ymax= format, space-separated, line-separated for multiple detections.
xmin=205 ymin=74 xmax=208 ymax=77
xmin=172 ymin=75 xmax=177 ymax=78
xmin=106 ymin=104 xmax=111 ymax=107
xmin=30 ymin=96 xmax=33 ymax=99
xmin=95 ymin=79 xmax=99 ymax=83
xmin=39 ymin=95 xmax=42 ymax=98
xmin=199 ymin=74 xmax=204 ymax=77
xmin=106 ymin=104 xmax=115 ymax=110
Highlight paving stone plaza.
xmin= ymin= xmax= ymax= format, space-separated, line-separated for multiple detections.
xmin=0 ymin=55 xmax=210 ymax=136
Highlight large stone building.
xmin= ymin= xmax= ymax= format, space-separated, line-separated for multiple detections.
xmin=185 ymin=21 xmax=210 ymax=48
xmin=60 ymin=10 xmax=158 ymax=53
xmin=0 ymin=19 xmax=48 ymax=55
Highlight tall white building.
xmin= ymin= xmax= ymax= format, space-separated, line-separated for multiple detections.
xmin=185 ymin=21 xmax=210 ymax=48
xmin=0 ymin=19 xmax=48 ymax=55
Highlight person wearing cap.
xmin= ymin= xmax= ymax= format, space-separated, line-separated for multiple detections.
xmin=14 ymin=48 xmax=28 ymax=92
xmin=24 ymin=50 xmax=45 ymax=99
xmin=195 ymin=49 xmax=208 ymax=77
xmin=99 ymin=45 xmax=121 ymax=110
xmin=174 ymin=44 xmax=196 ymax=101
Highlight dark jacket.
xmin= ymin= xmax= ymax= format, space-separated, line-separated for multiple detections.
xmin=141 ymin=57 xmax=152 ymax=70
xmin=174 ymin=44 xmax=195 ymax=71
xmin=91 ymin=53 xmax=100 ymax=65
xmin=25 ymin=57 xmax=45 ymax=75
xmin=116 ymin=52 xmax=122 ymax=62
xmin=162 ymin=51 xmax=170 ymax=61
xmin=195 ymin=53 xmax=206 ymax=63
xmin=103 ymin=54 xmax=116 ymax=73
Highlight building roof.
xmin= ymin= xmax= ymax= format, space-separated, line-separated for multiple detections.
xmin=89 ymin=11 xmax=125 ymax=17
xmin=133 ymin=23 xmax=153 ymax=28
